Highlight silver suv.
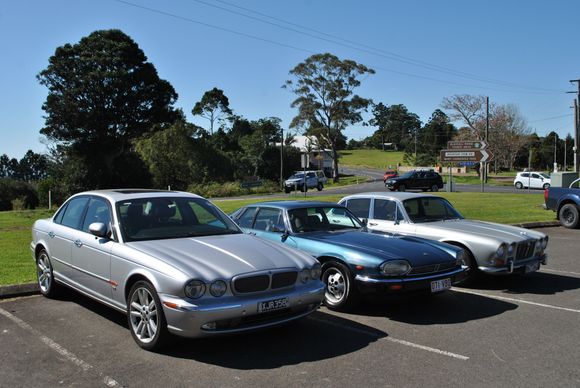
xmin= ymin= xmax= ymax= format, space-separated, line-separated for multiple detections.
xmin=284 ymin=170 xmax=327 ymax=193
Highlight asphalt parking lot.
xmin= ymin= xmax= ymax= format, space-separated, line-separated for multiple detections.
xmin=2 ymin=226 xmax=579 ymax=387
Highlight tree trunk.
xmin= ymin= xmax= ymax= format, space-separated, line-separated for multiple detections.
xmin=331 ymin=142 xmax=339 ymax=183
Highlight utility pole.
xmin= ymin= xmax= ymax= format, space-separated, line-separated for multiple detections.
xmin=554 ymin=133 xmax=558 ymax=172
xmin=280 ymin=127 xmax=284 ymax=189
xmin=569 ymin=80 xmax=580 ymax=173
xmin=564 ymin=137 xmax=567 ymax=171
xmin=481 ymin=96 xmax=489 ymax=192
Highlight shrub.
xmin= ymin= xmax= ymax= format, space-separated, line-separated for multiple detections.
xmin=11 ymin=197 xmax=26 ymax=210
xmin=187 ymin=180 xmax=280 ymax=198
xmin=0 ymin=178 xmax=39 ymax=211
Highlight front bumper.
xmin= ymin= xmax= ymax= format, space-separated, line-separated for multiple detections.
xmin=354 ymin=266 xmax=468 ymax=294
xmin=159 ymin=281 xmax=325 ymax=338
xmin=479 ymin=254 xmax=548 ymax=275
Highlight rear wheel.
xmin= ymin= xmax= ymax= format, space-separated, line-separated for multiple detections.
xmin=515 ymin=182 xmax=523 ymax=189
xmin=128 ymin=280 xmax=169 ymax=351
xmin=36 ymin=250 xmax=60 ymax=298
xmin=322 ymin=261 xmax=359 ymax=311
xmin=317 ymin=183 xmax=323 ymax=191
xmin=559 ymin=204 xmax=580 ymax=229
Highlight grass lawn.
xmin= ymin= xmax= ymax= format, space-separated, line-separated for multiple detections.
xmin=340 ymin=149 xmax=405 ymax=169
xmin=325 ymin=175 xmax=369 ymax=188
xmin=451 ymin=175 xmax=513 ymax=186
xmin=0 ymin=192 xmax=553 ymax=286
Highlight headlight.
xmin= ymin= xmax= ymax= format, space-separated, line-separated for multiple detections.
xmin=310 ymin=263 xmax=322 ymax=280
xmin=184 ymin=280 xmax=206 ymax=299
xmin=535 ymin=239 xmax=542 ymax=251
xmin=507 ymin=243 xmax=516 ymax=258
xmin=496 ymin=243 xmax=507 ymax=259
xmin=541 ymin=237 xmax=548 ymax=249
xmin=209 ymin=280 xmax=227 ymax=297
xmin=299 ymin=268 xmax=310 ymax=283
xmin=380 ymin=260 xmax=411 ymax=276
xmin=455 ymin=250 xmax=467 ymax=266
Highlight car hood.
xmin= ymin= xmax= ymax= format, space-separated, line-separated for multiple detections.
xmin=285 ymin=178 xmax=304 ymax=183
xmin=127 ymin=234 xmax=314 ymax=281
xmin=415 ymin=219 xmax=545 ymax=242
xmin=298 ymin=230 xmax=454 ymax=265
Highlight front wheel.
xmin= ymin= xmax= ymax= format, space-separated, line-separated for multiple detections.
xmin=559 ymin=204 xmax=580 ymax=229
xmin=36 ymin=250 xmax=60 ymax=298
xmin=431 ymin=184 xmax=439 ymax=192
xmin=397 ymin=184 xmax=406 ymax=192
xmin=322 ymin=261 xmax=358 ymax=311
xmin=128 ymin=280 xmax=169 ymax=351
xmin=515 ymin=182 xmax=523 ymax=189
xmin=317 ymin=183 xmax=323 ymax=191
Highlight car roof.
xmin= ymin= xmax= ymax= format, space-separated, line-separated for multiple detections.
xmin=242 ymin=200 xmax=342 ymax=210
xmin=70 ymin=189 xmax=202 ymax=203
xmin=340 ymin=192 xmax=440 ymax=201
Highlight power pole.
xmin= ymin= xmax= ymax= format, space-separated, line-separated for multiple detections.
xmin=280 ymin=127 xmax=284 ymax=189
xmin=570 ymin=80 xmax=580 ymax=173
xmin=481 ymin=96 xmax=489 ymax=192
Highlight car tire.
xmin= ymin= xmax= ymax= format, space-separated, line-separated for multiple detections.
xmin=36 ymin=249 xmax=61 ymax=298
xmin=543 ymin=183 xmax=550 ymax=190
xmin=397 ymin=184 xmax=406 ymax=192
xmin=317 ymin=183 xmax=323 ymax=191
xmin=128 ymin=280 xmax=170 ymax=351
xmin=559 ymin=204 xmax=580 ymax=229
xmin=515 ymin=182 xmax=523 ymax=189
xmin=321 ymin=261 xmax=359 ymax=311
xmin=284 ymin=188 xmax=291 ymax=194
xmin=431 ymin=185 xmax=439 ymax=192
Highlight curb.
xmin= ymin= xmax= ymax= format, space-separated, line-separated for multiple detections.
xmin=0 ymin=282 xmax=39 ymax=299
xmin=512 ymin=221 xmax=561 ymax=229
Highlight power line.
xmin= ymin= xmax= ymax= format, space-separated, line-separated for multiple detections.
xmin=208 ymin=0 xmax=565 ymax=94
xmin=528 ymin=113 xmax=573 ymax=123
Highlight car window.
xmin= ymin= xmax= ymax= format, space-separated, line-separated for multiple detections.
xmin=403 ymin=199 xmax=420 ymax=219
xmin=540 ymin=173 xmax=550 ymax=179
xmin=53 ymin=203 xmax=68 ymax=224
xmin=403 ymin=197 xmax=463 ymax=223
xmin=346 ymin=198 xmax=370 ymax=219
xmin=532 ymin=174 xmax=540 ymax=179
xmin=288 ymin=206 xmax=362 ymax=233
xmin=373 ymin=199 xmax=397 ymax=221
xmin=82 ymin=197 xmax=112 ymax=233
xmin=521 ymin=173 xmax=529 ymax=178
xmin=307 ymin=172 xmax=315 ymax=178
xmin=236 ymin=207 xmax=257 ymax=228
xmin=254 ymin=208 xmax=284 ymax=231
xmin=60 ymin=197 xmax=89 ymax=229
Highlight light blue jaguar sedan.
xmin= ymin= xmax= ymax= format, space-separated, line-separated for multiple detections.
xmin=231 ymin=201 xmax=468 ymax=310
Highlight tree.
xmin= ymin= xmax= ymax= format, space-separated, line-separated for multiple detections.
xmin=37 ymin=29 xmax=178 ymax=190
xmin=18 ymin=150 xmax=49 ymax=182
xmin=239 ymin=118 xmax=282 ymax=177
xmin=418 ymin=110 xmax=457 ymax=164
xmin=368 ymin=103 xmax=421 ymax=151
xmin=192 ymin=88 xmax=233 ymax=135
xmin=284 ymin=53 xmax=374 ymax=182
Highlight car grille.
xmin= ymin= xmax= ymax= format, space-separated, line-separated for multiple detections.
xmin=408 ymin=261 xmax=457 ymax=276
xmin=516 ymin=240 xmax=537 ymax=261
xmin=232 ymin=270 xmax=298 ymax=294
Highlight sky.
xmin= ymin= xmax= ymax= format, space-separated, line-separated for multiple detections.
xmin=1 ymin=0 xmax=579 ymax=159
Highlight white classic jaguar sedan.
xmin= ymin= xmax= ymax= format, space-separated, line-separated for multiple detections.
xmin=339 ymin=192 xmax=548 ymax=280
xmin=31 ymin=189 xmax=324 ymax=350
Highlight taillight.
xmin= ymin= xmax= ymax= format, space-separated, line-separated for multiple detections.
xmin=544 ymin=187 xmax=549 ymax=203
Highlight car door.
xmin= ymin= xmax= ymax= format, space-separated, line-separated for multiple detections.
xmin=70 ymin=196 xmax=115 ymax=301
xmin=530 ymin=173 xmax=542 ymax=189
xmin=250 ymin=207 xmax=286 ymax=242
xmin=48 ymin=196 xmax=90 ymax=283
xmin=371 ymin=198 xmax=416 ymax=235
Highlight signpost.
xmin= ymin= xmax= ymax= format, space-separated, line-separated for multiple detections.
xmin=440 ymin=140 xmax=494 ymax=192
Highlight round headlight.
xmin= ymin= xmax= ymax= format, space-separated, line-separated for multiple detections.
xmin=185 ymin=280 xmax=206 ymax=299
xmin=299 ymin=268 xmax=310 ymax=283
xmin=310 ymin=263 xmax=322 ymax=280
xmin=209 ymin=280 xmax=227 ymax=297
xmin=535 ymin=240 xmax=542 ymax=251
xmin=507 ymin=243 xmax=516 ymax=257
xmin=496 ymin=243 xmax=507 ymax=258
xmin=380 ymin=260 xmax=411 ymax=276
xmin=541 ymin=237 xmax=548 ymax=249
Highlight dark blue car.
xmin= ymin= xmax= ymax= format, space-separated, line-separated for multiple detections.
xmin=231 ymin=201 xmax=468 ymax=310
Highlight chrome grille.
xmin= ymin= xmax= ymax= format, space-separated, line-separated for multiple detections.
xmin=408 ymin=261 xmax=457 ymax=275
xmin=516 ymin=240 xmax=536 ymax=261
xmin=232 ymin=270 xmax=297 ymax=294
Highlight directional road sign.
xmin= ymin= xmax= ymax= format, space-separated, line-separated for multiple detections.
xmin=446 ymin=140 xmax=488 ymax=150
xmin=440 ymin=149 xmax=494 ymax=163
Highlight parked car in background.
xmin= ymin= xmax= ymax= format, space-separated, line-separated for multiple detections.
xmin=383 ymin=170 xmax=399 ymax=186
xmin=31 ymin=190 xmax=325 ymax=350
xmin=384 ymin=169 xmax=444 ymax=192
xmin=545 ymin=178 xmax=580 ymax=228
xmin=340 ymin=192 xmax=549 ymax=280
xmin=284 ymin=170 xmax=327 ymax=193
xmin=231 ymin=201 xmax=467 ymax=310
xmin=514 ymin=171 xmax=551 ymax=190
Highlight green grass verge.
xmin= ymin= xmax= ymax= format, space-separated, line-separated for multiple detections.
xmin=340 ymin=149 xmax=405 ymax=169
xmin=451 ymin=175 xmax=513 ymax=186
xmin=0 ymin=192 xmax=553 ymax=286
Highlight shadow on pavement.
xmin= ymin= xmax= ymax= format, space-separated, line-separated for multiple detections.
xmin=460 ymin=271 xmax=580 ymax=295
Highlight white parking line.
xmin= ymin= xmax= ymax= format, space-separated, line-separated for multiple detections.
xmin=308 ymin=316 xmax=469 ymax=361
xmin=541 ymin=268 xmax=580 ymax=277
xmin=0 ymin=307 xmax=120 ymax=387
xmin=452 ymin=288 xmax=580 ymax=314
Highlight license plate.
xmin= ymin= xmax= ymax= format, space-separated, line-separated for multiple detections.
xmin=430 ymin=278 xmax=451 ymax=293
xmin=525 ymin=261 xmax=540 ymax=273
xmin=258 ymin=297 xmax=289 ymax=313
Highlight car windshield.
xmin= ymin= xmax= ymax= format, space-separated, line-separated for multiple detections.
xmin=540 ymin=173 xmax=550 ymax=179
xmin=399 ymin=171 xmax=414 ymax=179
xmin=117 ymin=197 xmax=242 ymax=242
xmin=402 ymin=197 xmax=463 ymax=223
xmin=289 ymin=173 xmax=305 ymax=179
xmin=288 ymin=206 xmax=363 ymax=233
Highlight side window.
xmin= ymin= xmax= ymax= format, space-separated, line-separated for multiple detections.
xmin=373 ymin=199 xmax=397 ymax=221
xmin=307 ymin=172 xmax=316 ymax=178
xmin=82 ymin=198 xmax=112 ymax=233
xmin=237 ymin=207 xmax=258 ymax=228
xmin=60 ymin=197 xmax=89 ymax=230
xmin=521 ymin=173 xmax=529 ymax=178
xmin=532 ymin=174 xmax=540 ymax=179
xmin=53 ymin=203 xmax=69 ymax=224
xmin=346 ymin=198 xmax=371 ymax=219
xmin=402 ymin=199 xmax=420 ymax=219
xmin=253 ymin=208 xmax=283 ymax=231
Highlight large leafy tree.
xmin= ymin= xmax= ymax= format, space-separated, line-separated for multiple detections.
xmin=368 ymin=103 xmax=421 ymax=151
xmin=37 ymin=29 xmax=178 ymax=189
xmin=417 ymin=110 xmax=456 ymax=164
xmin=192 ymin=87 xmax=233 ymax=135
xmin=285 ymin=53 xmax=374 ymax=181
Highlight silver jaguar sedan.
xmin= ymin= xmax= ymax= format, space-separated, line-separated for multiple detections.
xmin=31 ymin=189 xmax=324 ymax=350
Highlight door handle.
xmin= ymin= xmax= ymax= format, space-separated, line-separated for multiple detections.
xmin=368 ymin=222 xmax=378 ymax=226
xmin=74 ymin=239 xmax=83 ymax=248
xmin=48 ymin=231 xmax=55 ymax=238
xmin=248 ymin=232 xmax=256 ymax=236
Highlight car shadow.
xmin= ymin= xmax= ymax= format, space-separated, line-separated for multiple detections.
xmin=56 ymin=289 xmax=386 ymax=369
xmin=460 ymin=271 xmax=580 ymax=295
xmin=343 ymin=290 xmax=518 ymax=325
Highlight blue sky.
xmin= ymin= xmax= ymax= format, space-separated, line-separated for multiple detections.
xmin=1 ymin=0 xmax=578 ymax=158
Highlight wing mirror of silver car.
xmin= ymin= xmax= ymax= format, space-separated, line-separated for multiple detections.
xmin=89 ymin=222 xmax=108 ymax=238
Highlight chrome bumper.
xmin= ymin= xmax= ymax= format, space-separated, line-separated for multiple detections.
xmin=355 ymin=266 xmax=466 ymax=284
xmin=159 ymin=281 xmax=325 ymax=338
xmin=479 ymin=254 xmax=548 ymax=274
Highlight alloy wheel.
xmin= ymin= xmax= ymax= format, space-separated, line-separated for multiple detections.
xmin=129 ymin=287 xmax=159 ymax=344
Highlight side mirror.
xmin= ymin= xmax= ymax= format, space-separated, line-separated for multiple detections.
xmin=89 ymin=222 xmax=108 ymax=238
xmin=360 ymin=218 xmax=368 ymax=226
xmin=281 ymin=231 xmax=289 ymax=243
